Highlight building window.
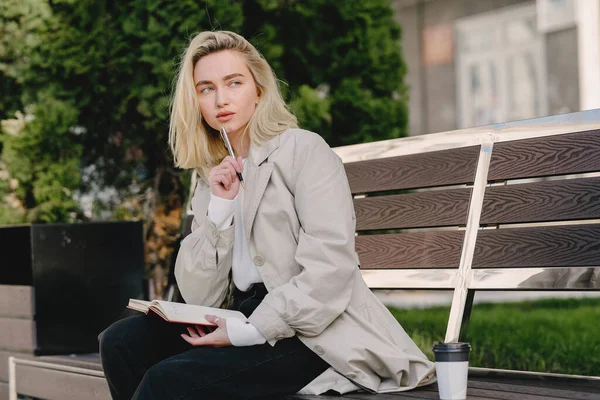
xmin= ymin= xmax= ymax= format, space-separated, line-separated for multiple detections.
xmin=455 ymin=4 xmax=547 ymax=128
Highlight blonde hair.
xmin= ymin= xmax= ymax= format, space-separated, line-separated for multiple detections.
xmin=169 ymin=31 xmax=298 ymax=170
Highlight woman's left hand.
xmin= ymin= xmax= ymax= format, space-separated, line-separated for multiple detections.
xmin=181 ymin=315 xmax=232 ymax=347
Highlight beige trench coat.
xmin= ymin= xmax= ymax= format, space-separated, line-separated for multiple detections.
xmin=175 ymin=129 xmax=436 ymax=393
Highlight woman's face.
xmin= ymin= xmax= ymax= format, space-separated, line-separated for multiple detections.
xmin=193 ymin=50 xmax=260 ymax=140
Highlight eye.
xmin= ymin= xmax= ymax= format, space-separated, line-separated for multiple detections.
xmin=229 ymin=81 xmax=242 ymax=87
xmin=199 ymin=86 xmax=213 ymax=94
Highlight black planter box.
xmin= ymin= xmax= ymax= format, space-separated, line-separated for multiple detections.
xmin=0 ymin=221 xmax=145 ymax=355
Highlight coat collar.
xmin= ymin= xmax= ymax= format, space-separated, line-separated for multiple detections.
xmin=248 ymin=133 xmax=280 ymax=166
xmin=242 ymin=134 xmax=281 ymax=240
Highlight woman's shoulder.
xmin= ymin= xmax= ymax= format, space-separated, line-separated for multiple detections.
xmin=278 ymin=128 xmax=332 ymax=154
xmin=275 ymin=128 xmax=341 ymax=174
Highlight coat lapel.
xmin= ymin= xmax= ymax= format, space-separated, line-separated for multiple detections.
xmin=243 ymin=134 xmax=280 ymax=240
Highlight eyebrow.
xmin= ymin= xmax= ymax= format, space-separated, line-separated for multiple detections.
xmin=195 ymin=73 xmax=245 ymax=88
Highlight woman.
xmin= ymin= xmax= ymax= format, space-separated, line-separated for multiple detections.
xmin=99 ymin=30 xmax=435 ymax=399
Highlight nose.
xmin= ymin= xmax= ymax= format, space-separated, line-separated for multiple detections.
xmin=216 ymin=88 xmax=229 ymax=108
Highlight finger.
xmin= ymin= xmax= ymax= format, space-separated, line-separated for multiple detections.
xmin=237 ymin=156 xmax=244 ymax=173
xmin=181 ymin=333 xmax=203 ymax=346
xmin=221 ymin=160 xmax=240 ymax=180
xmin=205 ymin=315 xmax=226 ymax=329
xmin=222 ymin=155 xmax=235 ymax=164
xmin=220 ymin=156 xmax=238 ymax=173
xmin=222 ymin=157 xmax=242 ymax=174
xmin=194 ymin=325 xmax=208 ymax=337
xmin=215 ymin=173 xmax=231 ymax=189
xmin=180 ymin=331 xmax=212 ymax=346
xmin=186 ymin=326 xmax=200 ymax=339
xmin=212 ymin=163 xmax=235 ymax=180
xmin=202 ymin=325 xmax=216 ymax=333
xmin=222 ymin=175 xmax=231 ymax=190
xmin=215 ymin=162 xmax=235 ymax=174
xmin=224 ymin=166 xmax=237 ymax=184
xmin=209 ymin=171 xmax=225 ymax=185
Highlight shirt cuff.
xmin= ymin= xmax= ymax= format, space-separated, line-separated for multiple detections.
xmin=226 ymin=318 xmax=267 ymax=347
xmin=207 ymin=194 xmax=235 ymax=230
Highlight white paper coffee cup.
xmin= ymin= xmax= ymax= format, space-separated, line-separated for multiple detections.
xmin=433 ymin=342 xmax=471 ymax=400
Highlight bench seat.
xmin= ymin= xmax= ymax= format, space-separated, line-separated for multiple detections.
xmin=9 ymin=354 xmax=600 ymax=400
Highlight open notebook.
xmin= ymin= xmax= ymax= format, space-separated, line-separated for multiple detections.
xmin=127 ymin=299 xmax=247 ymax=326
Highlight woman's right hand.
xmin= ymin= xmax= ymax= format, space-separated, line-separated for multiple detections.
xmin=208 ymin=156 xmax=244 ymax=200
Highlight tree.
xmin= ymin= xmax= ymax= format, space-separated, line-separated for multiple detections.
xmin=243 ymin=0 xmax=409 ymax=146
xmin=0 ymin=0 xmax=51 ymax=120
xmin=0 ymin=0 xmax=80 ymax=224
xmin=2 ymin=0 xmax=407 ymax=214
xmin=1 ymin=95 xmax=82 ymax=223
xmin=0 ymin=0 xmax=408 ymax=297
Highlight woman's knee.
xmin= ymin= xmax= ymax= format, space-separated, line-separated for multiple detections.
xmin=133 ymin=360 xmax=180 ymax=399
xmin=99 ymin=316 xmax=145 ymax=359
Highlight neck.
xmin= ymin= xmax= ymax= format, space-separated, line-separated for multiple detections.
xmin=230 ymin=129 xmax=251 ymax=159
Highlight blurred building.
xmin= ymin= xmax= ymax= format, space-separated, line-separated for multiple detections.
xmin=393 ymin=0 xmax=599 ymax=135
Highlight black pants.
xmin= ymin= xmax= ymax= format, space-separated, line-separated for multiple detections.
xmin=99 ymin=284 xmax=329 ymax=399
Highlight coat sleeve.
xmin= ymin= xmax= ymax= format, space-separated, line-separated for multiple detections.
xmin=248 ymin=134 xmax=358 ymax=343
xmin=174 ymin=175 xmax=235 ymax=308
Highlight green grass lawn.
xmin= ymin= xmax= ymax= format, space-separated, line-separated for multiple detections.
xmin=388 ymin=297 xmax=600 ymax=376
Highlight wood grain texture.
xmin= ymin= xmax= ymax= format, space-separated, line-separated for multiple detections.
xmin=444 ymin=387 xmax=577 ymax=400
xmin=465 ymin=379 xmax=599 ymax=400
xmin=354 ymin=189 xmax=472 ymax=231
xmin=356 ymin=231 xmax=464 ymax=269
xmin=489 ymin=129 xmax=600 ymax=181
xmin=481 ymin=177 xmax=600 ymax=225
xmin=470 ymin=369 xmax=600 ymax=394
xmin=344 ymin=146 xmax=480 ymax=194
xmin=342 ymin=389 xmax=444 ymax=399
xmin=473 ymin=225 xmax=600 ymax=268
xmin=339 ymin=378 xmax=593 ymax=400
xmin=416 ymin=379 xmax=598 ymax=400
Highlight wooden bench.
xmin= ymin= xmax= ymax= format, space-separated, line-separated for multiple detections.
xmin=8 ymin=109 xmax=600 ymax=399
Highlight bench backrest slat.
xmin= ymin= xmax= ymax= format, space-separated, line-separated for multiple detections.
xmin=355 ymin=188 xmax=472 ymax=231
xmin=473 ymin=224 xmax=600 ymax=269
xmin=356 ymin=231 xmax=464 ymax=270
xmin=480 ymin=177 xmax=600 ymax=225
xmin=345 ymin=145 xmax=480 ymax=194
xmin=488 ymin=129 xmax=600 ymax=181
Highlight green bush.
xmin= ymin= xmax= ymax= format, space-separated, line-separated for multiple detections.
xmin=1 ymin=0 xmax=409 ymax=223
xmin=389 ymin=297 xmax=600 ymax=376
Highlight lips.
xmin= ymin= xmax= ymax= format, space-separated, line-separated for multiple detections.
xmin=216 ymin=112 xmax=234 ymax=121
